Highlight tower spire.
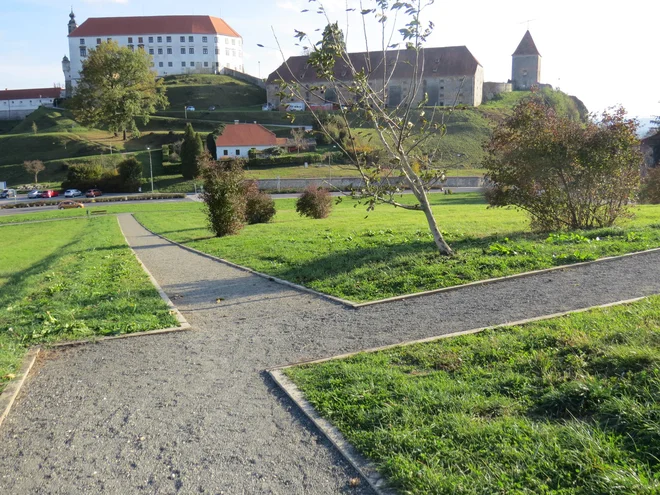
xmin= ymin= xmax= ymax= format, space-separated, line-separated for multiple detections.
xmin=68 ymin=8 xmax=77 ymax=34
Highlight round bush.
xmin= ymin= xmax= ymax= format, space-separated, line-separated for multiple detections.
xmin=244 ymin=181 xmax=276 ymax=224
xmin=295 ymin=185 xmax=333 ymax=219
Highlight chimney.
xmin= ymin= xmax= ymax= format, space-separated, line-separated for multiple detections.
xmin=234 ymin=120 xmax=239 ymax=125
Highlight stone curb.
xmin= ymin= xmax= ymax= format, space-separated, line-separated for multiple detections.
xmin=131 ymin=214 xmax=660 ymax=310
xmin=131 ymin=214 xmax=357 ymax=308
xmin=269 ymin=369 xmax=397 ymax=495
xmin=0 ymin=349 xmax=40 ymax=430
xmin=267 ymin=295 xmax=651 ymax=494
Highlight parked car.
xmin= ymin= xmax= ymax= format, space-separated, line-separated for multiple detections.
xmin=64 ymin=189 xmax=82 ymax=198
xmin=208 ymin=105 xmax=216 ymax=111
xmin=27 ymin=189 xmax=42 ymax=199
xmin=58 ymin=200 xmax=84 ymax=210
xmin=185 ymin=106 xmax=196 ymax=111
xmin=40 ymin=190 xmax=59 ymax=198
xmin=285 ymin=101 xmax=306 ymax=112
xmin=0 ymin=189 xmax=17 ymax=199
xmin=85 ymin=189 xmax=102 ymax=198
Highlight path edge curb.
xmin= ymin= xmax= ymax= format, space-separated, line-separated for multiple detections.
xmin=268 ymin=369 xmax=397 ymax=495
xmin=131 ymin=214 xmax=358 ymax=308
xmin=130 ymin=214 xmax=660 ymax=309
xmin=267 ymin=295 xmax=652 ymax=495
xmin=0 ymin=348 xmax=40 ymax=430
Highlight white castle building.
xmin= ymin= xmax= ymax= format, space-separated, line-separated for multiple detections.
xmin=63 ymin=11 xmax=244 ymax=96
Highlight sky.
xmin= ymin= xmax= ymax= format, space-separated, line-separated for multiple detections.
xmin=1 ymin=0 xmax=658 ymax=121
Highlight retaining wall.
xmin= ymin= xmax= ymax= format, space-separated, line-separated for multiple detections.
xmin=256 ymin=176 xmax=484 ymax=192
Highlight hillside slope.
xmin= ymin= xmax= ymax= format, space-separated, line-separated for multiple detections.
xmin=162 ymin=74 xmax=266 ymax=110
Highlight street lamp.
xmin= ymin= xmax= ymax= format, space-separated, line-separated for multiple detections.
xmin=147 ymin=147 xmax=154 ymax=192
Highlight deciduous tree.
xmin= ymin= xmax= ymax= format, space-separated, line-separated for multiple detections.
xmin=71 ymin=41 xmax=168 ymax=140
xmin=484 ymin=96 xmax=641 ymax=230
xmin=23 ymin=160 xmax=45 ymax=183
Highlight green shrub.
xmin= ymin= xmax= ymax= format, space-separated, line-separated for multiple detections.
xmin=118 ymin=156 xmax=143 ymax=192
xmin=244 ymin=180 xmax=276 ymax=224
xmin=295 ymin=185 xmax=333 ymax=219
xmin=248 ymin=152 xmax=324 ymax=167
xmin=639 ymin=167 xmax=660 ymax=204
xmin=200 ymin=158 xmax=246 ymax=236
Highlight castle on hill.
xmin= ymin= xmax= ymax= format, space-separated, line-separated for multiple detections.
xmin=266 ymin=30 xmax=544 ymax=109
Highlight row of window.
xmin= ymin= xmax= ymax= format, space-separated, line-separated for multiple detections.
xmin=150 ymin=61 xmax=243 ymax=70
xmin=81 ymin=36 xmax=241 ymax=46
xmin=80 ymin=46 xmax=241 ymax=58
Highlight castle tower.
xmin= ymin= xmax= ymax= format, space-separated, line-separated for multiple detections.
xmin=62 ymin=55 xmax=72 ymax=98
xmin=511 ymin=30 xmax=541 ymax=90
xmin=68 ymin=9 xmax=77 ymax=35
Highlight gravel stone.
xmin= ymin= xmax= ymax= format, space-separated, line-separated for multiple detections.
xmin=2 ymin=213 xmax=660 ymax=494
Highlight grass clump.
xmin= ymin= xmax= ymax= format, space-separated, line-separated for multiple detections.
xmin=0 ymin=216 xmax=178 ymax=393
xmin=286 ymin=296 xmax=660 ymax=494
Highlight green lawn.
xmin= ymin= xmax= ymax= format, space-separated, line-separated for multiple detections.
xmin=286 ymin=295 xmax=660 ymax=494
xmin=162 ymin=73 xmax=265 ymax=109
xmin=131 ymin=193 xmax=660 ymax=302
xmin=0 ymin=216 xmax=179 ymax=393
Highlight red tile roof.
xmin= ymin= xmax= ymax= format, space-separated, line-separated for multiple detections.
xmin=69 ymin=15 xmax=240 ymax=38
xmin=267 ymin=46 xmax=481 ymax=84
xmin=0 ymin=88 xmax=62 ymax=101
xmin=513 ymin=31 xmax=541 ymax=57
xmin=215 ymin=124 xmax=279 ymax=147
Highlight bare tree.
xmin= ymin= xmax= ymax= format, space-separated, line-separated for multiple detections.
xmin=290 ymin=128 xmax=308 ymax=153
xmin=23 ymin=160 xmax=45 ymax=184
xmin=272 ymin=0 xmax=459 ymax=255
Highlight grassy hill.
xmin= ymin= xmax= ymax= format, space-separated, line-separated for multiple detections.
xmin=162 ymin=74 xmax=266 ymax=110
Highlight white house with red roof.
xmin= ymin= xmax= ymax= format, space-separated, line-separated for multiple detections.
xmin=0 ymin=87 xmax=64 ymax=120
xmin=63 ymin=10 xmax=243 ymax=96
xmin=215 ymin=122 xmax=288 ymax=159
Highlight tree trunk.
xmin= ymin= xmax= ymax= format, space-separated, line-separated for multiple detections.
xmin=123 ymin=129 xmax=127 ymax=141
xmin=411 ymin=182 xmax=454 ymax=256
xmin=34 ymin=173 xmax=38 ymax=183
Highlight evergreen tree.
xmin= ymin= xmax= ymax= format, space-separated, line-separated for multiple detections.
xmin=180 ymin=123 xmax=204 ymax=179
xmin=206 ymin=124 xmax=225 ymax=160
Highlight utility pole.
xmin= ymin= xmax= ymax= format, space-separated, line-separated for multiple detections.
xmin=147 ymin=147 xmax=154 ymax=192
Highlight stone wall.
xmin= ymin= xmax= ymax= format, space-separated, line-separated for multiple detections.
xmin=255 ymin=176 xmax=484 ymax=192
xmin=482 ymin=82 xmax=512 ymax=102
xmin=220 ymin=67 xmax=266 ymax=89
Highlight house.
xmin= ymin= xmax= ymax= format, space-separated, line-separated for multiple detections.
xmin=215 ymin=122 xmax=288 ymax=158
xmin=63 ymin=10 xmax=244 ymax=96
xmin=0 ymin=87 xmax=64 ymax=120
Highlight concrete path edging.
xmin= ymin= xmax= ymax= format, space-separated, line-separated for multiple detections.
xmin=0 ymin=349 xmax=40 ymax=430
xmin=267 ymin=295 xmax=652 ymax=494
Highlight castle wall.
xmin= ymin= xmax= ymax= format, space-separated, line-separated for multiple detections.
xmin=483 ymin=81 xmax=512 ymax=102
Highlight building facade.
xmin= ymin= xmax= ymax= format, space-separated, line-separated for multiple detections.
xmin=0 ymin=88 xmax=64 ymax=120
xmin=511 ymin=30 xmax=541 ymax=90
xmin=63 ymin=11 xmax=243 ymax=96
xmin=266 ymin=46 xmax=484 ymax=109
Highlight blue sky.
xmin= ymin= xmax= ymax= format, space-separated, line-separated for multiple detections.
xmin=1 ymin=0 xmax=658 ymax=120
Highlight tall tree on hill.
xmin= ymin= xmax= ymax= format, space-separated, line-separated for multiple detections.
xmin=71 ymin=41 xmax=168 ymax=140
xmin=181 ymin=123 xmax=204 ymax=179
xmin=23 ymin=160 xmax=45 ymax=184
xmin=274 ymin=1 xmax=457 ymax=255
xmin=206 ymin=124 xmax=226 ymax=160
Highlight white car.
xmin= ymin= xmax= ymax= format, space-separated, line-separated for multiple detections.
xmin=64 ymin=189 xmax=82 ymax=198
xmin=27 ymin=189 xmax=42 ymax=199
xmin=185 ymin=106 xmax=195 ymax=111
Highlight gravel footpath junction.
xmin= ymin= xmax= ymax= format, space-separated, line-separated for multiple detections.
xmin=2 ymin=213 xmax=660 ymax=494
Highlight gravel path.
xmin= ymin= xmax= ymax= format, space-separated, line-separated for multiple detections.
xmin=3 ymin=213 xmax=660 ymax=494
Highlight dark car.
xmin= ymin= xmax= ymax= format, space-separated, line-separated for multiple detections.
xmin=85 ymin=189 xmax=103 ymax=198
xmin=40 ymin=190 xmax=59 ymax=198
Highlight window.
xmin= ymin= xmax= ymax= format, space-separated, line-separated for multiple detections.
xmin=214 ymin=37 xmax=218 ymax=43
xmin=138 ymin=37 xmax=143 ymax=43
xmin=215 ymin=48 xmax=219 ymax=55
xmin=80 ymin=39 xmax=85 ymax=45
xmin=148 ymin=36 xmax=153 ymax=43
xmin=225 ymin=38 xmax=229 ymax=44
xmin=189 ymin=47 xmax=194 ymax=54
xmin=168 ymin=62 xmax=173 ymax=67
xmin=107 ymin=38 xmax=112 ymax=42
xmin=238 ymin=51 xmax=242 ymax=58
xmin=180 ymin=36 xmax=185 ymax=42
xmin=232 ymin=49 xmax=236 ymax=57
xmin=188 ymin=36 xmax=194 ymax=42
xmin=223 ymin=150 xmax=228 ymax=156
xmin=167 ymin=47 xmax=172 ymax=54
xmin=226 ymin=49 xmax=230 ymax=56
xmin=202 ymin=36 xmax=208 ymax=42
xmin=96 ymin=38 xmax=101 ymax=45
xmin=204 ymin=61 xmax=208 ymax=67
xmin=190 ymin=61 xmax=194 ymax=67
xmin=181 ymin=61 xmax=186 ymax=67
xmin=138 ymin=44 xmax=144 ymax=51
xmin=128 ymin=45 xmax=134 ymax=51
xmin=128 ymin=37 xmax=133 ymax=43
xmin=158 ymin=48 xmax=163 ymax=55
xmin=181 ymin=47 xmax=186 ymax=54
xmin=149 ymin=48 xmax=154 ymax=55
xmin=157 ymin=36 xmax=162 ymax=43
xmin=216 ymin=62 xmax=220 ymax=67
xmin=203 ymin=47 xmax=208 ymax=55
xmin=79 ymin=47 xmax=87 ymax=57
xmin=166 ymin=36 xmax=172 ymax=43
xmin=159 ymin=62 xmax=163 ymax=67
xmin=235 ymin=149 xmax=240 ymax=156
xmin=232 ymin=39 xmax=235 ymax=45
xmin=150 ymin=62 xmax=155 ymax=67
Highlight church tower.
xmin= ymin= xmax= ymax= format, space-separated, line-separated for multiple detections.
xmin=68 ymin=9 xmax=78 ymax=35
xmin=511 ymin=31 xmax=541 ymax=90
